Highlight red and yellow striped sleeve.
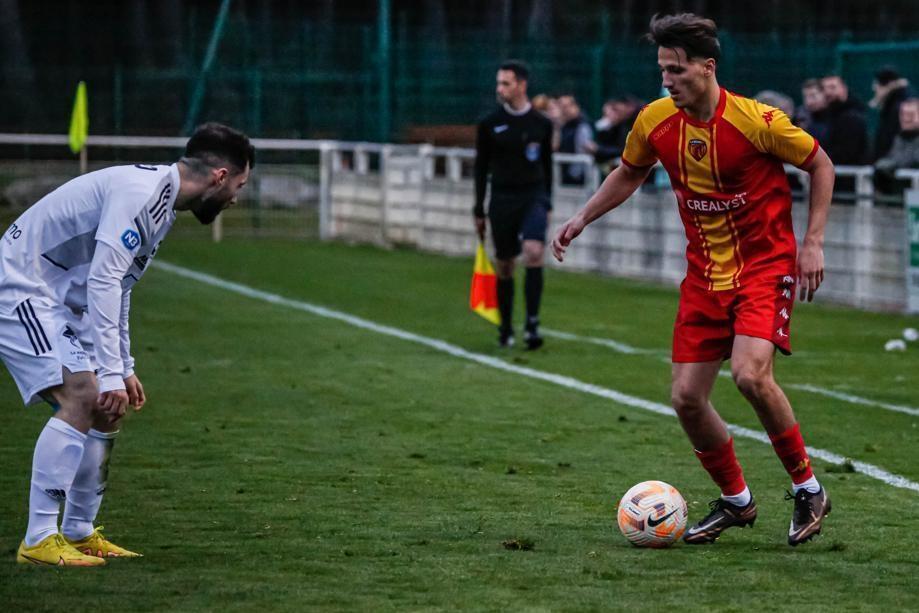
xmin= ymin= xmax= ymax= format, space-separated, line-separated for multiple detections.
xmin=724 ymin=97 xmax=818 ymax=168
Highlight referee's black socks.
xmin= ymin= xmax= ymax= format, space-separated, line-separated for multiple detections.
xmin=524 ymin=267 xmax=543 ymax=332
xmin=497 ymin=277 xmax=515 ymax=333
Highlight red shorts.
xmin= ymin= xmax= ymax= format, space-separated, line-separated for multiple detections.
xmin=672 ymin=274 xmax=796 ymax=363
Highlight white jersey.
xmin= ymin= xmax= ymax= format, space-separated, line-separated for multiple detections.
xmin=0 ymin=163 xmax=179 ymax=392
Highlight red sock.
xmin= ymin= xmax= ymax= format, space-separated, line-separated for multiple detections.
xmin=769 ymin=423 xmax=814 ymax=484
xmin=694 ymin=438 xmax=747 ymax=496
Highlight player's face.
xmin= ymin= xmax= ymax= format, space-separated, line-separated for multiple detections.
xmin=495 ymin=70 xmax=525 ymax=104
xmin=192 ymin=164 xmax=250 ymax=225
xmin=658 ymin=47 xmax=712 ymax=110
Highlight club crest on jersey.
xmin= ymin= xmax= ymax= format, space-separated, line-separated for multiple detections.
xmin=525 ymin=142 xmax=541 ymax=162
xmin=121 ymin=229 xmax=140 ymax=251
xmin=688 ymin=139 xmax=707 ymax=161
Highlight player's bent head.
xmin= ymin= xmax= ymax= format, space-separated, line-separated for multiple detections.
xmin=183 ymin=122 xmax=256 ymax=177
xmin=646 ymin=13 xmax=720 ymax=63
xmin=180 ymin=123 xmax=255 ymax=225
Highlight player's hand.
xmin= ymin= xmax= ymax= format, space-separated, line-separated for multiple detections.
xmin=551 ymin=214 xmax=586 ymax=262
xmin=97 ymin=389 xmax=130 ymax=422
xmin=796 ymin=240 xmax=824 ymax=302
xmin=124 ymin=374 xmax=146 ymax=411
xmin=474 ymin=215 xmax=486 ymax=241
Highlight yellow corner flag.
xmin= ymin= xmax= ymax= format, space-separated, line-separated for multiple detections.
xmin=68 ymin=81 xmax=89 ymax=154
xmin=469 ymin=241 xmax=501 ymax=325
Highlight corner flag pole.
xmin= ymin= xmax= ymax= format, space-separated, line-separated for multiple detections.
xmin=68 ymin=81 xmax=89 ymax=174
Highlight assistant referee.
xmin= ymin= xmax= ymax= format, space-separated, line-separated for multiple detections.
xmin=474 ymin=60 xmax=553 ymax=349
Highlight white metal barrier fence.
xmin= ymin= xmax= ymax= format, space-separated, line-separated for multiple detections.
xmin=1 ymin=134 xmax=917 ymax=312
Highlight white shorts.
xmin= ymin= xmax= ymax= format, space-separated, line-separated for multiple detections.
xmin=0 ymin=298 xmax=96 ymax=406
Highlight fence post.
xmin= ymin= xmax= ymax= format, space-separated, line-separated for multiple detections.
xmin=906 ymin=190 xmax=919 ymax=314
xmin=319 ymin=141 xmax=333 ymax=240
xmin=418 ymin=144 xmax=433 ymax=248
xmin=447 ymin=150 xmax=462 ymax=182
xmin=380 ymin=144 xmax=393 ymax=245
xmin=211 ymin=212 xmax=223 ymax=242
xmin=377 ymin=0 xmax=392 ymax=142
xmin=355 ymin=146 xmax=369 ymax=174
xmin=855 ymin=168 xmax=874 ymax=209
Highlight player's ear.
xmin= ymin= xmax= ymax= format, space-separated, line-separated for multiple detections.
xmin=212 ymin=167 xmax=229 ymax=186
xmin=703 ymin=58 xmax=716 ymax=77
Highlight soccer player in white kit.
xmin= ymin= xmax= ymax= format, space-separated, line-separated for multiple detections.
xmin=0 ymin=123 xmax=253 ymax=566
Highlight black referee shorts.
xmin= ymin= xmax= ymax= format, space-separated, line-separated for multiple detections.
xmin=487 ymin=188 xmax=550 ymax=261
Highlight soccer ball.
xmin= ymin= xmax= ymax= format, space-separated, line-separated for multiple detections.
xmin=616 ymin=480 xmax=688 ymax=548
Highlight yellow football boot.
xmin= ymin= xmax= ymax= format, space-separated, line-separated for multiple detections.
xmin=16 ymin=533 xmax=105 ymax=566
xmin=65 ymin=526 xmax=142 ymax=558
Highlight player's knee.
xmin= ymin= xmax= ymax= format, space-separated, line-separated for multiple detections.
xmin=732 ymin=366 xmax=772 ymax=399
xmin=670 ymin=385 xmax=708 ymax=416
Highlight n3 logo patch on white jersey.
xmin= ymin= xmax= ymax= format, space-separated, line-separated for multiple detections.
xmin=121 ymin=229 xmax=140 ymax=250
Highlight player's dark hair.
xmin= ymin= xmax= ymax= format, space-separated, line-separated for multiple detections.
xmin=645 ymin=13 xmax=721 ymax=62
xmin=183 ymin=122 xmax=255 ymax=174
xmin=499 ymin=59 xmax=530 ymax=81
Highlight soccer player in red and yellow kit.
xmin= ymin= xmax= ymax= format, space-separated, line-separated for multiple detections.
xmin=552 ymin=14 xmax=835 ymax=546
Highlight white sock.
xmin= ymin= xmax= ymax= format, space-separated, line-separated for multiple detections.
xmin=26 ymin=417 xmax=86 ymax=547
xmin=792 ymin=475 xmax=821 ymax=494
xmin=62 ymin=429 xmax=118 ymax=541
xmin=721 ymin=486 xmax=752 ymax=507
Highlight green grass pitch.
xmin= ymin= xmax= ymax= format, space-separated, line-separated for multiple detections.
xmin=1 ymin=235 xmax=918 ymax=611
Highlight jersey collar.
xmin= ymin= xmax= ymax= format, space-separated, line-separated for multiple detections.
xmin=167 ymin=164 xmax=181 ymax=213
xmin=503 ymin=101 xmax=532 ymax=116
xmin=678 ymin=87 xmax=726 ymax=128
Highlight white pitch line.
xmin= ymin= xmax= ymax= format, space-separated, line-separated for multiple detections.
xmin=541 ymin=328 xmax=656 ymax=355
xmin=786 ymin=384 xmax=919 ymax=418
xmin=153 ymin=260 xmax=919 ymax=494
xmin=542 ymin=328 xmax=919 ymax=418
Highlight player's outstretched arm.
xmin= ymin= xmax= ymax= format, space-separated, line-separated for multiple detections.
xmin=797 ymin=147 xmax=834 ymax=302
xmin=551 ymin=163 xmax=651 ymax=262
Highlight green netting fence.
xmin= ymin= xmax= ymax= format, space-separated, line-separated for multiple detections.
xmin=2 ymin=19 xmax=916 ymax=142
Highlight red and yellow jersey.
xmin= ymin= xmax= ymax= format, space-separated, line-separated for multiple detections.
xmin=622 ymin=88 xmax=818 ymax=291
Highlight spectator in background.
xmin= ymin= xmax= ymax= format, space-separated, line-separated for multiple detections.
xmin=594 ymin=96 xmax=642 ymax=172
xmin=821 ymin=74 xmax=870 ymax=165
xmin=533 ymin=94 xmax=563 ymax=151
xmin=557 ymin=94 xmax=596 ymax=185
xmin=870 ymin=66 xmax=912 ymax=161
xmin=754 ymin=89 xmax=795 ymax=118
xmin=874 ymin=98 xmax=919 ymax=194
xmin=795 ymin=79 xmax=830 ymax=144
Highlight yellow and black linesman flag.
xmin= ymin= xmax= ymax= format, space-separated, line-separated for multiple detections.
xmin=68 ymin=81 xmax=89 ymax=154
xmin=469 ymin=241 xmax=501 ymax=325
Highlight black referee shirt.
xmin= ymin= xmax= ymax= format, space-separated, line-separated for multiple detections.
xmin=474 ymin=104 xmax=553 ymax=216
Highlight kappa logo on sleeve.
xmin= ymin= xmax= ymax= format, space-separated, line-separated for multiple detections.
xmin=120 ymin=229 xmax=140 ymax=250
xmin=762 ymin=109 xmax=778 ymax=128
